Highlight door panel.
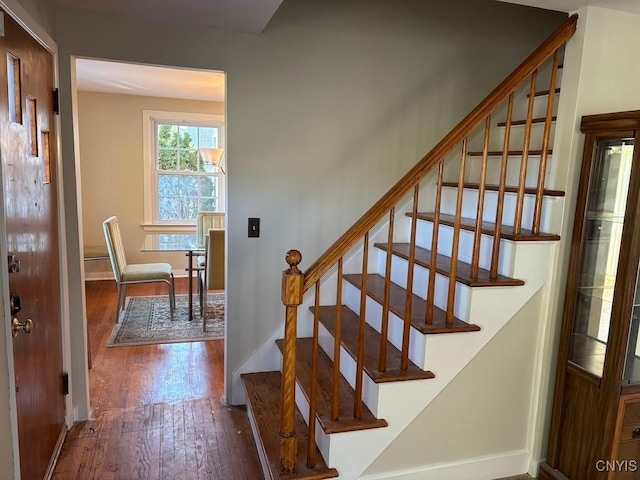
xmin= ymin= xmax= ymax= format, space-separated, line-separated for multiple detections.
xmin=0 ymin=10 xmax=65 ymax=480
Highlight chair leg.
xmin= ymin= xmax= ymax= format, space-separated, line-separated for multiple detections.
xmin=199 ymin=275 xmax=204 ymax=317
xmin=203 ymin=287 xmax=207 ymax=333
xmin=115 ymin=284 xmax=124 ymax=323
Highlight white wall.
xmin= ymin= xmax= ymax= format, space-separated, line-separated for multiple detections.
xmin=77 ymin=91 xmax=223 ymax=278
xmin=52 ymin=0 xmax=566 ymax=415
xmin=363 ymin=290 xmax=544 ymax=477
xmin=528 ymin=6 xmax=640 ymax=472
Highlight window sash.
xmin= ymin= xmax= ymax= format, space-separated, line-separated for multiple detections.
xmin=142 ymin=110 xmax=225 ymax=229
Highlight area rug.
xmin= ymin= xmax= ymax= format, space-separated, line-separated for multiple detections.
xmin=107 ymin=293 xmax=224 ymax=347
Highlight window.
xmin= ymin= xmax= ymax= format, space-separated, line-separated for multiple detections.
xmin=143 ymin=111 xmax=225 ymax=229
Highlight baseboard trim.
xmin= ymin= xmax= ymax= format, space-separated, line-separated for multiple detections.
xmin=358 ymin=449 xmax=530 ymax=480
xmin=245 ymin=398 xmax=272 ymax=480
xmin=44 ymin=424 xmax=67 ymax=480
xmin=529 ymin=457 xmax=543 ymax=477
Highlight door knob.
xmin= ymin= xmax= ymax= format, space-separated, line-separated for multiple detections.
xmin=12 ymin=318 xmax=32 ymax=337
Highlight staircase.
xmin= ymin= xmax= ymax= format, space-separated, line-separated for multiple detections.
xmin=242 ymin=15 xmax=578 ymax=480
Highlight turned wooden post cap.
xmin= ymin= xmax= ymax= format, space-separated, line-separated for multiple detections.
xmin=285 ymin=250 xmax=302 ymax=273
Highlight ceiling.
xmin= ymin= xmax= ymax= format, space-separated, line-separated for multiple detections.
xmin=52 ymin=0 xmax=284 ymax=34
xmin=498 ymin=0 xmax=640 ymax=15
xmin=72 ymin=0 xmax=640 ymax=102
xmin=75 ymin=59 xmax=225 ymax=102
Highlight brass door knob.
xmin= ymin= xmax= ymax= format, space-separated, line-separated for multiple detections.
xmin=12 ymin=318 xmax=33 ymax=337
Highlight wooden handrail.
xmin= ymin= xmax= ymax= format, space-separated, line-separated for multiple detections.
xmin=302 ymin=14 xmax=577 ymax=292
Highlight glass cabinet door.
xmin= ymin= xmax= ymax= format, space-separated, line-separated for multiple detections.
xmin=570 ymin=137 xmax=635 ymax=377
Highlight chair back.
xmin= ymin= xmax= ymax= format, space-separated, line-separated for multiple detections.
xmin=103 ymin=216 xmax=128 ymax=283
xmin=206 ymin=228 xmax=225 ymax=290
xmin=197 ymin=212 xmax=225 ymax=245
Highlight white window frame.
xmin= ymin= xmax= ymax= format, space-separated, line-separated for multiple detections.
xmin=142 ymin=110 xmax=225 ymax=231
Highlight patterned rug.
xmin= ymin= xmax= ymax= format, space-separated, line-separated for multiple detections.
xmin=107 ymin=293 xmax=224 ymax=347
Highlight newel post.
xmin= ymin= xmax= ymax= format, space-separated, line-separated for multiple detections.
xmin=279 ymin=249 xmax=303 ymax=475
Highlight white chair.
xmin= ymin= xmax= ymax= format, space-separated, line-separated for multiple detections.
xmin=196 ymin=212 xmax=225 ymax=245
xmin=103 ymin=216 xmax=175 ymax=322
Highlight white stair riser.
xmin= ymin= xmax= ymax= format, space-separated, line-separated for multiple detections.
xmin=374 ymin=251 xmax=472 ymax=319
xmin=343 ymin=281 xmax=429 ymax=369
xmin=501 ymin=121 xmax=556 ymax=150
xmin=464 ymin=154 xmax=549 ymax=192
xmin=415 ymin=220 xmax=517 ymax=277
xmin=465 ymin=120 xmax=557 ymax=155
xmin=316 ymin=319 xmax=383 ymax=416
xmin=440 ymin=187 xmax=557 ymax=232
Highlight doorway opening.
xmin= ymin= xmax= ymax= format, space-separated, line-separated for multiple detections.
xmin=71 ymin=57 xmax=227 ymax=412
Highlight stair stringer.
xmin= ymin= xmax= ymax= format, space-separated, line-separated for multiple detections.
xmin=292 ymin=241 xmax=555 ymax=480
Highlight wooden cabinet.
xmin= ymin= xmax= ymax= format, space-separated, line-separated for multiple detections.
xmin=541 ymin=111 xmax=640 ymax=480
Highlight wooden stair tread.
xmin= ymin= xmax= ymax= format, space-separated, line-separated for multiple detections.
xmin=374 ymin=242 xmax=523 ymax=287
xmin=497 ymin=116 xmax=556 ymax=127
xmin=468 ymin=149 xmax=552 ymax=157
xmin=344 ymin=273 xmax=480 ymax=334
xmin=528 ymin=87 xmax=561 ymax=98
xmin=408 ymin=212 xmax=561 ymax=241
xmin=276 ymin=338 xmax=388 ymax=434
xmin=241 ymin=372 xmax=339 ymax=480
xmin=316 ymin=305 xmax=435 ymax=383
xmin=440 ymin=181 xmax=565 ymax=197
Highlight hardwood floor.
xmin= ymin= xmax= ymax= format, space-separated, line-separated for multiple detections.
xmin=52 ymin=279 xmax=264 ymax=480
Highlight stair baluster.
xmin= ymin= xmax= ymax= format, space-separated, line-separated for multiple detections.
xmin=447 ymin=139 xmax=468 ymax=324
xmin=426 ymin=161 xmax=444 ymax=324
xmin=354 ymin=234 xmax=369 ymax=419
xmin=471 ymin=116 xmax=492 ymax=279
xmin=491 ymin=93 xmax=514 ymax=279
xmin=514 ymin=70 xmax=539 ymax=234
xmin=402 ymin=185 xmax=420 ymax=370
xmin=331 ymin=258 xmax=343 ymax=421
xmin=308 ymin=281 xmax=321 ymax=468
xmin=533 ymin=49 xmax=561 ymax=234
xmin=379 ymin=208 xmax=395 ymax=372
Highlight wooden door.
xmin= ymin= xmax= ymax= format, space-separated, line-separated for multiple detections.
xmin=0 ymin=10 xmax=65 ymax=480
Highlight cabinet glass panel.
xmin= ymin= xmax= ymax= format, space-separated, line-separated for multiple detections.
xmin=570 ymin=137 xmax=634 ymax=377
xmin=624 ymin=268 xmax=640 ymax=384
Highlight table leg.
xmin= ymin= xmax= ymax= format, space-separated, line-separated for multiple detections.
xmin=187 ymin=250 xmax=194 ymax=321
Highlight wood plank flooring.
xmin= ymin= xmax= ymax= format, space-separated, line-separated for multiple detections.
xmin=52 ymin=279 xmax=263 ymax=480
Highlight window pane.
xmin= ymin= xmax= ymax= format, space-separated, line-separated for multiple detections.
xmin=158 ymin=124 xmax=178 ymax=148
xmin=158 ymin=174 xmax=220 ymax=221
xmin=198 ymin=127 xmax=217 ymax=148
xmin=158 ymin=149 xmax=178 ymax=170
xmin=178 ymin=126 xmax=195 ymax=148
xmin=200 ymin=198 xmax=217 ymax=211
xmin=198 ymin=175 xmax=217 ymax=199
xmin=178 ymin=175 xmax=199 ymax=197
xmin=179 ymin=149 xmax=198 ymax=172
